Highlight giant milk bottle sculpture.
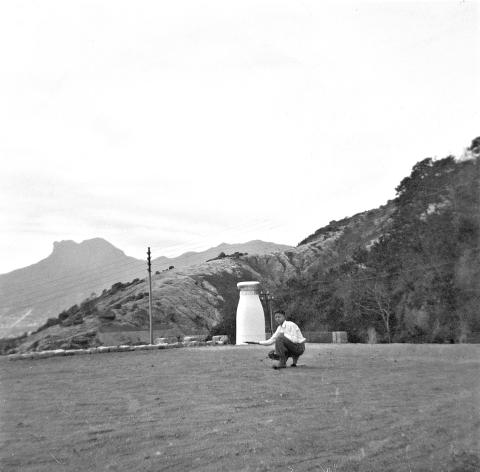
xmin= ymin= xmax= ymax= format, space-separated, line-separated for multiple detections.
xmin=236 ymin=281 xmax=266 ymax=345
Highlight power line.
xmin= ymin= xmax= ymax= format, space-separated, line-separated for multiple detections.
xmin=2 ymin=174 xmax=475 ymax=295
xmin=1 ymin=265 xmax=149 ymax=309
xmin=4 ymin=239 xmax=479 ymax=309
xmin=145 ymin=219 xmax=286 ymax=257
xmin=0 ymin=219 xmax=287 ymax=293
xmin=0 ymin=258 xmax=146 ymax=301
xmin=397 ymin=178 xmax=478 ymax=201
xmin=2 ymin=180 xmax=478 ymax=313
xmin=0 ymin=257 xmax=144 ymax=294
xmin=3 ymin=246 xmax=263 ymax=303
xmin=2 ymin=244 xmax=266 ymax=307
xmin=1 ymin=224 xmax=291 ymax=301
xmin=4 ymin=248 xmax=478 ymax=315
xmin=278 ymin=255 xmax=480 ymax=294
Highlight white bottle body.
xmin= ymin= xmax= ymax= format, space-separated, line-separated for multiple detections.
xmin=236 ymin=281 xmax=266 ymax=345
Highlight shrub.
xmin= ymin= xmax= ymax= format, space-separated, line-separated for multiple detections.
xmin=110 ymin=282 xmax=126 ymax=294
xmin=99 ymin=310 xmax=116 ymax=320
xmin=39 ymin=317 xmax=61 ymax=331
xmin=72 ymin=314 xmax=84 ymax=325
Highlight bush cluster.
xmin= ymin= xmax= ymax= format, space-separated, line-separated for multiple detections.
xmin=276 ymin=143 xmax=480 ymax=343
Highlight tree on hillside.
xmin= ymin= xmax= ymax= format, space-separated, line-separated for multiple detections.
xmin=355 ymin=281 xmax=394 ymax=343
xmin=276 ymin=142 xmax=479 ymax=343
xmin=467 ymin=136 xmax=480 ymax=156
xmin=366 ymin=154 xmax=478 ymax=341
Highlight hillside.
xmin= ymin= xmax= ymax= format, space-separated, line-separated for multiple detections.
xmin=0 ymin=239 xmax=292 ymax=338
xmin=153 ymin=240 xmax=292 ymax=270
xmin=275 ymin=142 xmax=480 ymax=343
xmin=4 ymin=138 xmax=479 ymax=353
xmin=6 ymin=205 xmax=393 ymax=353
xmin=0 ymin=238 xmax=144 ymax=338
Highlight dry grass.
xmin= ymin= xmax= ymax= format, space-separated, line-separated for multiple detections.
xmin=1 ymin=344 xmax=479 ymax=471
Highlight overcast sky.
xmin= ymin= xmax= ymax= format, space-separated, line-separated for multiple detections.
xmin=0 ymin=0 xmax=478 ymax=274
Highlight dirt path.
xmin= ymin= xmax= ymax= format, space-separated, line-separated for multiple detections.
xmin=1 ymin=344 xmax=479 ymax=471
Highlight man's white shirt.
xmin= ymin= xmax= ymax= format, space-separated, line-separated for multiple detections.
xmin=261 ymin=320 xmax=306 ymax=345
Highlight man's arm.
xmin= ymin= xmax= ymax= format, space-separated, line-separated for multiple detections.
xmin=258 ymin=326 xmax=281 ymax=346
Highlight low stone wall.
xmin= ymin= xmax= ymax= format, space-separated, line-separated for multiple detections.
xmin=211 ymin=335 xmax=229 ymax=345
xmin=332 ymin=331 xmax=348 ymax=343
xmin=304 ymin=331 xmax=333 ymax=343
xmin=98 ymin=330 xmax=160 ymax=346
xmin=99 ymin=331 xmax=215 ymax=346
xmin=304 ymin=331 xmax=348 ymax=343
xmin=8 ymin=342 xmax=196 ymax=361
xmin=154 ymin=337 xmax=178 ymax=344
xmin=8 ymin=335 xmax=231 ymax=361
xmin=458 ymin=332 xmax=480 ymax=344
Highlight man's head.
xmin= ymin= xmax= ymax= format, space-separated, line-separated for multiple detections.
xmin=274 ymin=310 xmax=286 ymax=325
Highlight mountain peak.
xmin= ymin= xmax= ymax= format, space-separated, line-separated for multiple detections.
xmin=50 ymin=238 xmax=127 ymax=263
xmin=53 ymin=239 xmax=76 ymax=249
xmin=53 ymin=238 xmax=117 ymax=251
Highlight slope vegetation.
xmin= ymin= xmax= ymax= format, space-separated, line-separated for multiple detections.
xmin=0 ymin=240 xmax=291 ymax=338
xmin=4 ymin=138 xmax=479 ymax=352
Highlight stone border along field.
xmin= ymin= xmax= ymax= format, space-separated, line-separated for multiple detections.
xmin=1 ymin=344 xmax=479 ymax=472
xmin=6 ymin=337 xmax=228 ymax=361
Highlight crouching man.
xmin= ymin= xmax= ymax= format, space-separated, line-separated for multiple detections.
xmin=259 ymin=310 xmax=306 ymax=369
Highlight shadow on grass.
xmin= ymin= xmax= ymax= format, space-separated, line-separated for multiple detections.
xmin=264 ymin=364 xmax=323 ymax=370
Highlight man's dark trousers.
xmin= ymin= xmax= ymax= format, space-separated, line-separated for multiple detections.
xmin=275 ymin=334 xmax=305 ymax=367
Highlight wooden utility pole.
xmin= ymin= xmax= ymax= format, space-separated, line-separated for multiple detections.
xmin=260 ymin=290 xmax=275 ymax=335
xmin=267 ymin=293 xmax=274 ymax=335
xmin=147 ymin=247 xmax=153 ymax=344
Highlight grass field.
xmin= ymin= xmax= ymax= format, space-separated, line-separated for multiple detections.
xmin=1 ymin=344 xmax=479 ymax=472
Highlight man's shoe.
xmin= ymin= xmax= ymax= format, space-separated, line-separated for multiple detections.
xmin=272 ymin=364 xmax=286 ymax=370
xmin=268 ymin=350 xmax=280 ymax=360
xmin=290 ymin=364 xmax=297 ymax=367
